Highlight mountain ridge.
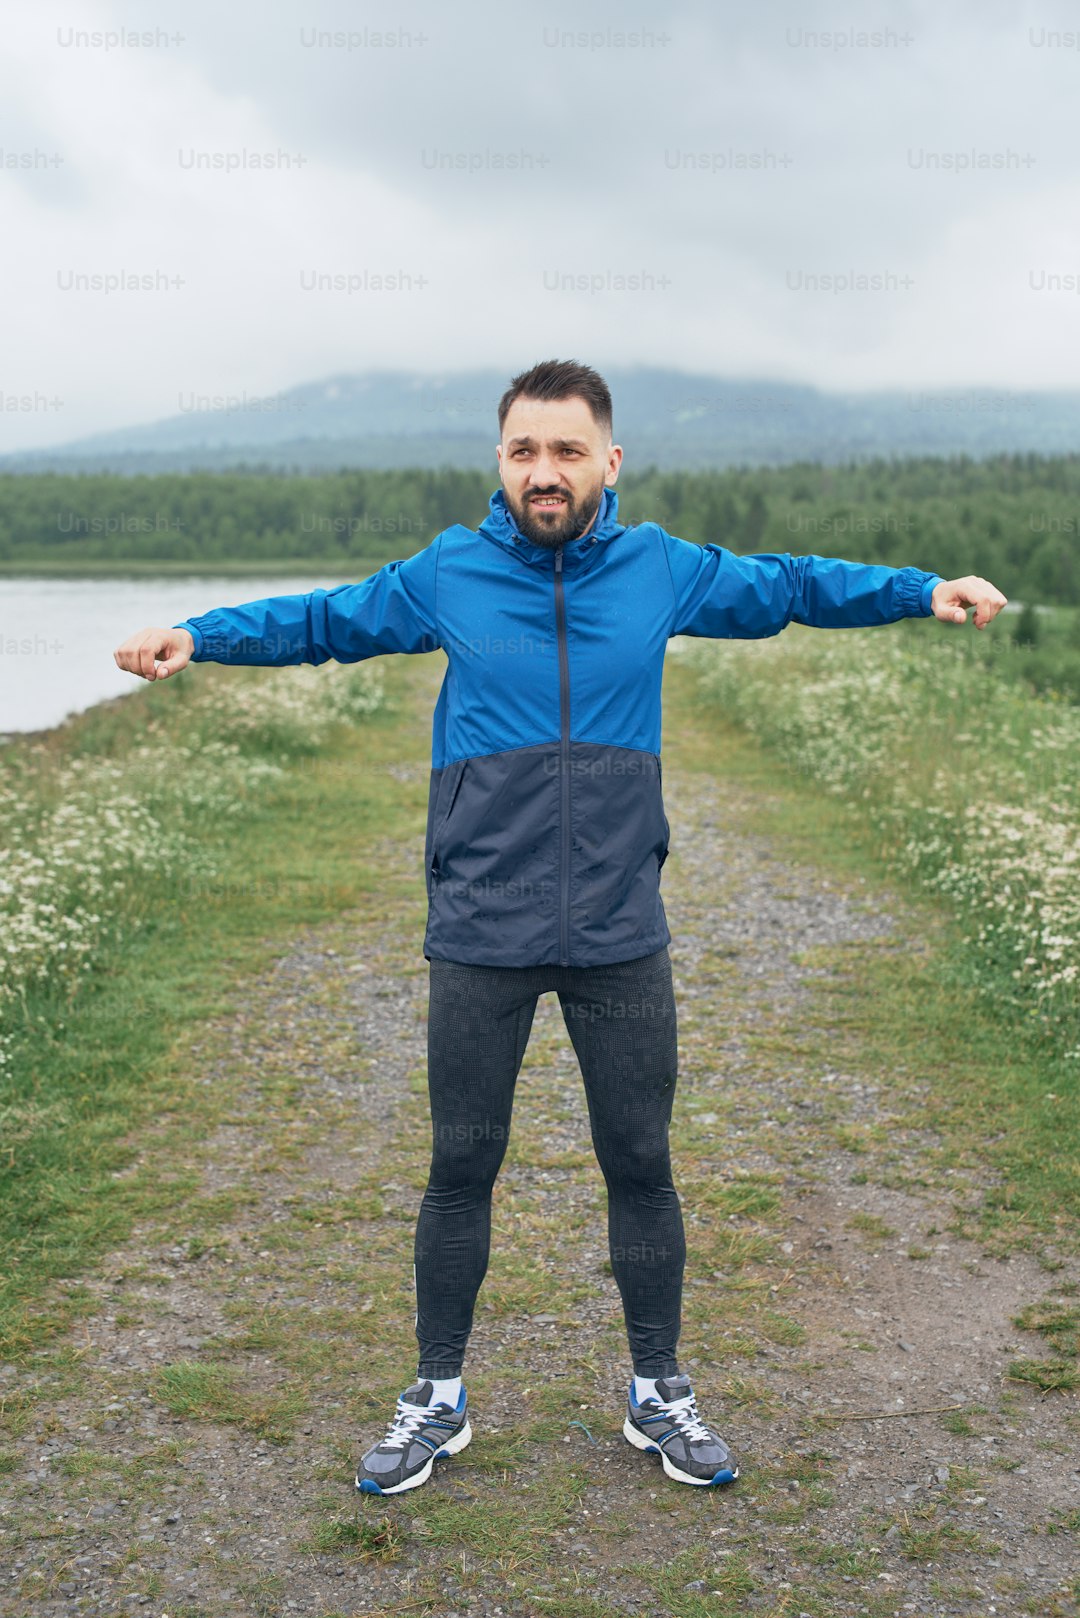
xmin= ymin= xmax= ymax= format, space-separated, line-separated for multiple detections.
xmin=3 ymin=366 xmax=1077 ymax=473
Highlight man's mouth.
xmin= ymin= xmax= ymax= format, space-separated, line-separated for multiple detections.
xmin=530 ymin=496 xmax=567 ymax=509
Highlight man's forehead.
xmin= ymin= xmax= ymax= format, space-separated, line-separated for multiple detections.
xmin=501 ymin=395 xmax=604 ymax=443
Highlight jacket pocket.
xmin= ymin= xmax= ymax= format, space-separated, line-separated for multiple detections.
xmin=430 ymin=757 xmax=469 ymax=876
xmin=655 ymin=752 xmax=671 ymax=868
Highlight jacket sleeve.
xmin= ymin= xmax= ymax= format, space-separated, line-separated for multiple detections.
xmin=661 ymin=528 xmax=944 ymax=639
xmin=173 ymin=535 xmax=442 ymax=664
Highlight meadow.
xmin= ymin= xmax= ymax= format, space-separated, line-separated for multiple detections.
xmin=0 ymin=657 xmax=387 ymax=1352
xmin=680 ymin=615 xmax=1080 ymax=1061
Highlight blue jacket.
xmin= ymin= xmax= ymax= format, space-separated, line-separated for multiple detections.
xmin=175 ymin=487 xmax=943 ymax=968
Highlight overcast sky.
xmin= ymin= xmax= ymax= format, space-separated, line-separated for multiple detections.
xmin=3 ymin=0 xmax=1080 ymax=451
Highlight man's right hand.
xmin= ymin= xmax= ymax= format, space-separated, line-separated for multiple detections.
xmin=113 ymin=626 xmax=195 ymax=681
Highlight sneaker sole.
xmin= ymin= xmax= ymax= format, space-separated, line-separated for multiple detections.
xmin=356 ymin=1419 xmax=473 ymax=1495
xmin=622 ymin=1416 xmax=738 ymax=1487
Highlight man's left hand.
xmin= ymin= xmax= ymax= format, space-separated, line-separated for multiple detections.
xmin=930 ymin=575 xmax=1008 ymax=630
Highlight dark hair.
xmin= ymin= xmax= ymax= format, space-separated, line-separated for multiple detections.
xmin=497 ymin=359 xmax=612 ymax=437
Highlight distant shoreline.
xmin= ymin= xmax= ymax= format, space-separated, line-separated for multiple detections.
xmin=0 ymin=684 xmax=135 ymax=748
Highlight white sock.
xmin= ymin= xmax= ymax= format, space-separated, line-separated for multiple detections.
xmin=633 ymin=1374 xmax=662 ymax=1403
xmin=633 ymin=1373 xmax=688 ymax=1405
xmin=421 ymin=1375 xmax=462 ymax=1407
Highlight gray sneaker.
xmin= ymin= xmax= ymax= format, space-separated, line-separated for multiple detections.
xmin=355 ymin=1379 xmax=472 ymax=1495
xmin=623 ymin=1373 xmax=739 ymax=1486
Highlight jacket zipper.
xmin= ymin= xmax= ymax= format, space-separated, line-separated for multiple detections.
xmin=554 ymin=545 xmax=571 ymax=966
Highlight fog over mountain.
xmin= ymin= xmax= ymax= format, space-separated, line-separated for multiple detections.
xmin=3 ymin=368 xmax=1077 ymax=475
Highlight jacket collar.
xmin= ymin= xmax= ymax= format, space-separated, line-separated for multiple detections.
xmin=479 ymin=485 xmax=626 ymax=564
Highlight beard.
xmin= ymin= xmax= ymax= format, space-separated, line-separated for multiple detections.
xmin=505 ymin=476 xmax=606 ymax=549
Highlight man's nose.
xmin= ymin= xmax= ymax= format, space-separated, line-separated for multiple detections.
xmin=530 ymin=457 xmax=563 ymax=489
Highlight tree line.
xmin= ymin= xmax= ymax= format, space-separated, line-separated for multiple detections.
xmin=0 ymin=454 xmax=1077 ymax=606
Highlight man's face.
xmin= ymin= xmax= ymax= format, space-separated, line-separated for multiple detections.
xmin=497 ymin=394 xmax=623 ymax=549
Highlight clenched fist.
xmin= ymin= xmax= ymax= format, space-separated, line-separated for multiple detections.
xmin=929 ymin=576 xmax=1008 ymax=630
xmin=113 ymin=625 xmax=195 ymax=681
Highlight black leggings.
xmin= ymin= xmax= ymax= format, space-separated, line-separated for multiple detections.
xmin=412 ymin=946 xmax=686 ymax=1378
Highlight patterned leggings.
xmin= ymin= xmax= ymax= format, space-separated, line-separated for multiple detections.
xmin=413 ymin=946 xmax=686 ymax=1378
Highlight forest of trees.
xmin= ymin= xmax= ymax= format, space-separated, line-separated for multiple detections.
xmin=1 ymin=454 xmax=1077 ymax=611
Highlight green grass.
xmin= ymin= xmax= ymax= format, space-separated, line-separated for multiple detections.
xmin=1014 ymin=1295 xmax=1080 ymax=1356
xmin=1007 ymin=1293 xmax=1080 ymax=1394
xmin=845 ymin=1213 xmax=895 ymax=1243
xmin=1006 ymin=1358 xmax=1079 ymax=1393
xmin=758 ymin=1312 xmax=807 ymax=1347
xmin=693 ymin=1177 xmax=783 ymax=1219
xmin=301 ymin=1508 xmax=404 ymax=1562
xmin=150 ymin=1359 xmax=308 ymax=1441
xmin=896 ymin=1519 xmax=986 ymax=1560
xmin=941 ymin=1463 xmax=982 ymax=1496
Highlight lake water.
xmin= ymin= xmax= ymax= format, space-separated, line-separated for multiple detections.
xmin=0 ymin=573 xmax=356 ymax=736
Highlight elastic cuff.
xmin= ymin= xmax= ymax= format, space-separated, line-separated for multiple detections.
xmin=918 ymin=575 xmax=943 ymax=616
xmin=173 ymin=619 xmax=203 ymax=658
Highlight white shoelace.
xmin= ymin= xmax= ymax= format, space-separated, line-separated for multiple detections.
xmin=381 ymin=1400 xmax=438 ymax=1450
xmin=659 ymin=1393 xmax=715 ymax=1444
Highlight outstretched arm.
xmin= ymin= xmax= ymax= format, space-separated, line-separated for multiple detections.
xmin=662 ymin=529 xmax=947 ymax=638
xmin=114 ymin=537 xmax=443 ymax=680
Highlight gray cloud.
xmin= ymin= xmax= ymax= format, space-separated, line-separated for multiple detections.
xmin=2 ymin=0 xmax=1079 ymax=451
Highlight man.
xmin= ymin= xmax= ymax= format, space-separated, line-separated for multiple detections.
xmin=114 ymin=358 xmax=1007 ymax=1496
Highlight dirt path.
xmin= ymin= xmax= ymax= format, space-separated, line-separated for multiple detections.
xmin=2 ymin=659 xmax=1077 ymax=1618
